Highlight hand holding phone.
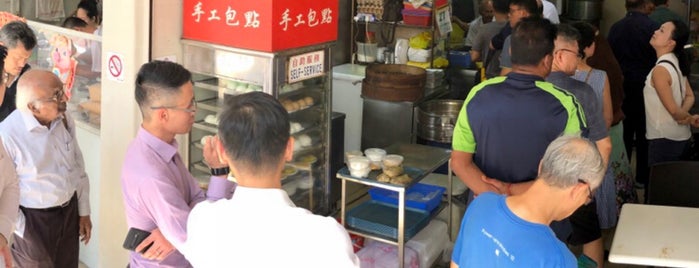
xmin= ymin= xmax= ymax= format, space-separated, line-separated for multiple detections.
xmin=123 ymin=228 xmax=153 ymax=254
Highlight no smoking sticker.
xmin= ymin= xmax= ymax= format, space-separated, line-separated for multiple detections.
xmin=107 ymin=52 xmax=125 ymax=82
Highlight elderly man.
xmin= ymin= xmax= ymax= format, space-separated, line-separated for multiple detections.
xmin=121 ymin=61 xmax=235 ymax=267
xmin=451 ymin=135 xmax=605 ymax=267
xmin=464 ymin=0 xmax=495 ymax=48
xmin=0 ymin=21 xmax=36 ymax=121
xmin=470 ymin=0 xmax=506 ymax=59
xmin=0 ymin=70 xmax=91 ymax=267
xmin=184 ymin=92 xmax=359 ymax=267
xmin=546 ymin=23 xmax=612 ymax=267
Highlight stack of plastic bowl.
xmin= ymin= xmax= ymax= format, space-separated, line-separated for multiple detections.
xmin=348 ymin=156 xmax=371 ymax=178
xmin=382 ymin=154 xmax=404 ymax=168
xmin=364 ymin=148 xmax=387 ymax=168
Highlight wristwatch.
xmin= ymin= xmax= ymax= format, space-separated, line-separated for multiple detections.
xmin=210 ymin=166 xmax=230 ymax=176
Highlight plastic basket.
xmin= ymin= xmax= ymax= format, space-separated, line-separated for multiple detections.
xmin=369 ymin=183 xmax=446 ymax=213
xmin=346 ymin=200 xmax=431 ymax=241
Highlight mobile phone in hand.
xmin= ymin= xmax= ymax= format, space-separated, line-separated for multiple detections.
xmin=122 ymin=227 xmax=153 ymax=254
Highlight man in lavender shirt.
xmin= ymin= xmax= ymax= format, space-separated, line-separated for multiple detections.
xmin=121 ymin=61 xmax=236 ymax=267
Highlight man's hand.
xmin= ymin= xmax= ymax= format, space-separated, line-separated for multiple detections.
xmin=1 ymin=234 xmax=12 ymax=268
xmin=202 ymin=135 xmax=227 ymax=169
xmin=480 ymin=176 xmax=507 ymax=195
xmin=79 ymin=216 xmax=92 ymax=244
xmin=137 ymin=228 xmax=175 ymax=261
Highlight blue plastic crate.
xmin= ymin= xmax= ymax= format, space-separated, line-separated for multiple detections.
xmin=368 ymin=183 xmax=446 ymax=213
xmin=346 ymin=200 xmax=430 ymax=241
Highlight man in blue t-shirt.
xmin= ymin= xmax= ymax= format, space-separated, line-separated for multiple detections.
xmin=451 ymin=135 xmax=605 ymax=267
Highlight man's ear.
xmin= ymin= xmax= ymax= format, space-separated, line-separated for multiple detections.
xmin=285 ymin=138 xmax=294 ymax=162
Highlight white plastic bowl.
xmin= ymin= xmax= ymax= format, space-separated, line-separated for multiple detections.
xmin=349 ymin=166 xmax=371 ymax=178
xmin=347 ymin=156 xmax=370 ymax=170
xmin=364 ymin=148 xmax=387 ymax=164
xmin=382 ymin=154 xmax=404 ymax=167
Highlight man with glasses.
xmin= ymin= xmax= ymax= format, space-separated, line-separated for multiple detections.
xmin=0 ymin=21 xmax=36 ymax=121
xmin=486 ymin=0 xmax=539 ymax=77
xmin=0 ymin=70 xmax=92 ymax=267
xmin=451 ymin=135 xmax=605 ymax=267
xmin=546 ymin=23 xmax=612 ymax=267
xmin=121 ymin=61 xmax=235 ymax=267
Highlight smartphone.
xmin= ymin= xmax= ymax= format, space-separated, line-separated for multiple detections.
xmin=122 ymin=227 xmax=153 ymax=254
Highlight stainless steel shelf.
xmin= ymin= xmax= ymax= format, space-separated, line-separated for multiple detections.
xmin=192 ymin=121 xmax=218 ymax=133
xmin=337 ymin=143 xmax=453 ymax=268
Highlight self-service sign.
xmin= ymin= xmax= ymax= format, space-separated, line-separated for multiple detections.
xmin=182 ymin=0 xmax=338 ymax=52
xmin=288 ymin=50 xmax=325 ymax=84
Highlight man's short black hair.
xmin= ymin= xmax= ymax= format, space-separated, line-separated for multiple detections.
xmin=135 ymin=61 xmax=192 ymax=116
xmin=626 ymin=0 xmax=653 ymax=10
xmin=0 ymin=45 xmax=6 ymax=76
xmin=0 ymin=21 xmax=37 ymax=50
xmin=218 ymin=92 xmax=290 ymax=174
xmin=492 ymin=0 xmax=510 ymax=14
xmin=511 ymin=0 xmax=541 ymax=17
xmin=652 ymin=0 xmax=668 ymax=6
xmin=62 ymin=17 xmax=88 ymax=29
xmin=511 ymin=17 xmax=557 ymax=66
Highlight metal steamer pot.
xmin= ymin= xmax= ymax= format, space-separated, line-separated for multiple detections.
xmin=565 ymin=0 xmax=603 ymax=21
xmin=417 ymin=100 xmax=464 ymax=143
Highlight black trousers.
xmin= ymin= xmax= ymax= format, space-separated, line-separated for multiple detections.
xmin=12 ymin=193 xmax=79 ymax=268
xmin=622 ymin=79 xmax=649 ymax=185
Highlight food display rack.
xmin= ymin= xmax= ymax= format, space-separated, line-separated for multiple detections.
xmin=337 ymin=143 xmax=452 ymax=268
xmin=181 ymin=39 xmax=333 ymax=214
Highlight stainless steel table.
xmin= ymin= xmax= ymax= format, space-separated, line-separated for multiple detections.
xmin=337 ymin=143 xmax=452 ymax=268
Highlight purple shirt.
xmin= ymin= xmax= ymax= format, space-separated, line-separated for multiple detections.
xmin=121 ymin=127 xmax=235 ymax=267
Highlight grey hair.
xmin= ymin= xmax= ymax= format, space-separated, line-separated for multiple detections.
xmin=0 ymin=21 xmax=37 ymax=50
xmin=15 ymin=81 xmax=40 ymax=112
xmin=556 ymin=23 xmax=581 ymax=44
xmin=539 ymin=135 xmax=605 ymax=189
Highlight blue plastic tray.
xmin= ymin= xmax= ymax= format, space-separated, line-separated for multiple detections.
xmin=369 ymin=183 xmax=446 ymax=213
xmin=346 ymin=200 xmax=430 ymax=241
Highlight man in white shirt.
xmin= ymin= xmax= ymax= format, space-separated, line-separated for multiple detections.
xmin=542 ymin=0 xmax=560 ymax=24
xmin=0 ymin=70 xmax=91 ymax=267
xmin=184 ymin=92 xmax=360 ymax=268
xmin=464 ymin=0 xmax=495 ymax=48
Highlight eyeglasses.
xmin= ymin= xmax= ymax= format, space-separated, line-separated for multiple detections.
xmin=557 ymin=48 xmax=583 ymax=59
xmin=577 ymin=179 xmax=594 ymax=204
xmin=150 ymin=98 xmax=197 ymax=113
xmin=35 ymin=88 xmax=65 ymax=103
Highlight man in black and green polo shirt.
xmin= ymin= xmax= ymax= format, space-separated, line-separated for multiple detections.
xmin=452 ymin=18 xmax=587 ymax=197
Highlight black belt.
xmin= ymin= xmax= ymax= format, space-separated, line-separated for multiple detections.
xmin=21 ymin=193 xmax=75 ymax=212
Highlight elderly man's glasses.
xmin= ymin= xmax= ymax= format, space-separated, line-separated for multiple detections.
xmin=150 ymin=98 xmax=197 ymax=113
xmin=35 ymin=89 xmax=66 ymax=103
xmin=578 ymin=179 xmax=594 ymax=204
xmin=557 ymin=48 xmax=583 ymax=59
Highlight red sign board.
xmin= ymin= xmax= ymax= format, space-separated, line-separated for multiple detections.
xmin=182 ymin=0 xmax=338 ymax=52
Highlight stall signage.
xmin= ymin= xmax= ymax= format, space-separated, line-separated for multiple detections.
xmin=287 ymin=50 xmax=325 ymax=84
xmin=182 ymin=0 xmax=338 ymax=52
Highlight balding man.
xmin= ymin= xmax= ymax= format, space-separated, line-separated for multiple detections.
xmin=452 ymin=135 xmax=605 ymax=267
xmin=0 ymin=70 xmax=91 ymax=267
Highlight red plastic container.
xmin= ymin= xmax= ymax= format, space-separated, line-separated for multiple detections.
xmin=402 ymin=11 xmax=431 ymax=27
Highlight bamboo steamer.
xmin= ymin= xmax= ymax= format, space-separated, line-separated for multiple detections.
xmin=362 ymin=64 xmax=426 ymax=102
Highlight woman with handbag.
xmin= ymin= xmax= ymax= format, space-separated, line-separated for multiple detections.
xmin=644 ymin=19 xmax=699 ymax=166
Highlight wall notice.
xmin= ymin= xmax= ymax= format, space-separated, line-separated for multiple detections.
xmin=287 ymin=50 xmax=325 ymax=84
